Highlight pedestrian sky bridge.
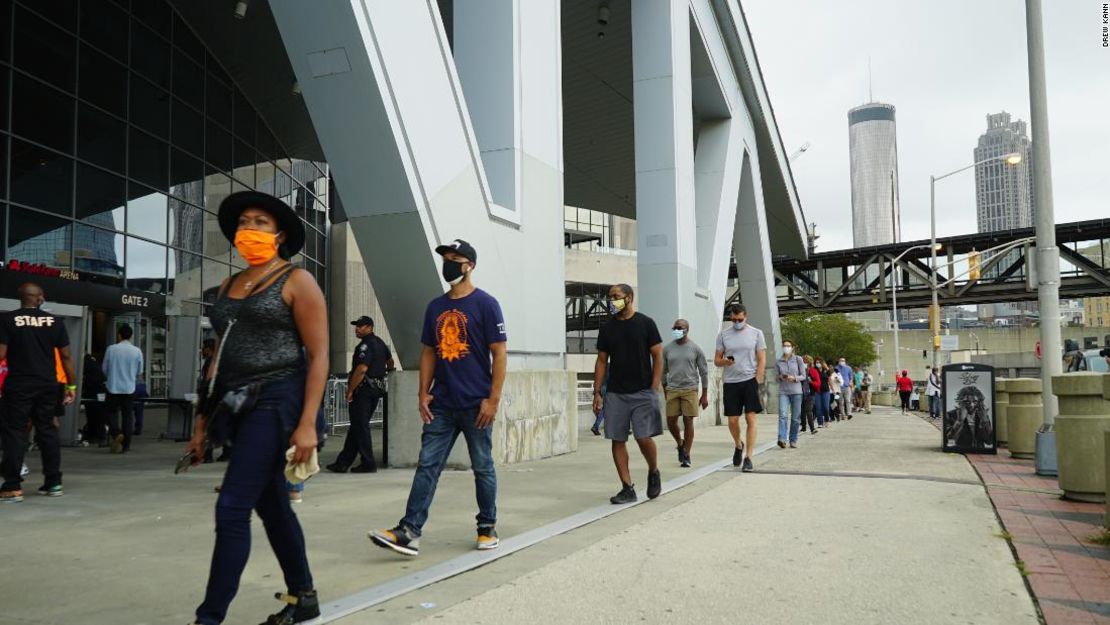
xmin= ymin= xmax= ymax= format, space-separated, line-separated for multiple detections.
xmin=769 ymin=218 xmax=1110 ymax=315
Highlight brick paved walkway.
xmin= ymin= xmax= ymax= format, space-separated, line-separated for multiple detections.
xmin=968 ymin=453 xmax=1110 ymax=625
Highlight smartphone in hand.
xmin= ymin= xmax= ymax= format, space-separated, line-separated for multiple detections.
xmin=174 ymin=452 xmax=196 ymax=474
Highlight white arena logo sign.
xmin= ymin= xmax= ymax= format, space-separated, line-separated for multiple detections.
xmin=121 ymin=294 xmax=150 ymax=308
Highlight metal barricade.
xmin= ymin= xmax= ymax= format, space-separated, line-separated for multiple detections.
xmin=324 ymin=377 xmax=387 ymax=435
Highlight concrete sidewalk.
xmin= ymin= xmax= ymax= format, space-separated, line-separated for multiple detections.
xmin=2 ymin=408 xmax=773 ymax=624
xmin=355 ymin=408 xmax=1039 ymax=625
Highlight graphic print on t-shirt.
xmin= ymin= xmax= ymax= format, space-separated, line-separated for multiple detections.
xmin=435 ymin=309 xmax=471 ymax=362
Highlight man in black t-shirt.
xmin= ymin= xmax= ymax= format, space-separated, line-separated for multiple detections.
xmin=593 ymin=284 xmax=664 ymax=505
xmin=0 ymin=283 xmax=77 ymax=502
xmin=327 ymin=315 xmax=394 ymax=474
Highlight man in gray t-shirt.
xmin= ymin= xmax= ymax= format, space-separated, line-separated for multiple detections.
xmin=714 ymin=304 xmax=766 ymax=472
xmin=662 ymin=319 xmax=708 ymax=468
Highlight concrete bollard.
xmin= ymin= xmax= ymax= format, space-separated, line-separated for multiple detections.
xmin=874 ymin=391 xmax=892 ymax=407
xmin=1051 ymin=373 xmax=1110 ymax=503
xmin=995 ymin=378 xmax=1010 ymax=446
xmin=1105 ymin=430 xmax=1110 ymax=528
xmin=1007 ymin=378 xmax=1043 ymax=460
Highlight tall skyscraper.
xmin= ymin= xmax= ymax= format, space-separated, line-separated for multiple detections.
xmin=974 ymin=112 xmax=1035 ymax=319
xmin=848 ymin=102 xmax=901 ymax=248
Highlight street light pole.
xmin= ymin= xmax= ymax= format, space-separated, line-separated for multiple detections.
xmin=929 ymin=176 xmax=939 ymax=369
xmin=1026 ymin=0 xmax=1062 ymax=476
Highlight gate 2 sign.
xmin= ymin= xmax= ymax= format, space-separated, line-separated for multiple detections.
xmin=941 ymin=363 xmax=997 ymax=454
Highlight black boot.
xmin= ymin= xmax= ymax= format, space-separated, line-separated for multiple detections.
xmin=260 ymin=590 xmax=320 ymax=625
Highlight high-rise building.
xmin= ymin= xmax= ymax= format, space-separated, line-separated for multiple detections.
xmin=848 ymin=103 xmax=901 ymax=248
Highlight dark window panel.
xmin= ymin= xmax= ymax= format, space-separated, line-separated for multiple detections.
xmin=130 ymin=18 xmax=170 ymax=89
xmin=316 ymin=231 xmax=326 ymax=263
xmin=0 ymin=135 xmax=6 ymax=198
xmin=206 ymin=72 xmax=232 ymax=130
xmin=0 ymin=0 xmax=11 ymax=64
xmin=76 ymin=163 xmax=125 ymax=229
xmin=170 ymin=149 xmax=204 ymax=201
xmin=172 ymin=49 xmax=203 ymax=110
xmin=129 ymin=130 xmax=168 ymax=190
xmin=74 ymin=222 xmax=124 ymax=284
xmin=125 ymin=236 xmax=167 ymax=293
xmin=10 ymin=139 xmax=73 ymax=216
xmin=0 ymin=67 xmax=8 ymax=131
xmin=78 ymin=44 xmax=127 ymax=115
xmin=130 ymin=74 xmax=170 ymax=138
xmin=202 ymin=185 xmax=231 ymax=258
xmin=304 ymin=222 xmax=316 ymax=260
xmin=8 ymin=206 xmax=71 ymax=267
xmin=77 ymin=104 xmax=126 ymax=171
xmin=231 ymin=140 xmax=255 ymax=188
xmin=206 ymin=52 xmax=231 ymax=86
xmin=14 ymin=6 xmax=76 ymax=91
xmin=171 ymin=97 xmax=203 ymax=157
xmin=22 ymin=0 xmax=76 ymax=32
xmin=79 ymin=0 xmax=127 ymax=61
xmin=233 ymin=90 xmax=255 ymax=143
xmin=172 ymin=13 xmax=203 ymax=62
xmin=256 ymin=123 xmax=281 ymax=161
xmin=201 ymin=255 xmax=231 ymax=302
xmin=205 ymin=121 xmax=232 ymax=173
xmin=12 ymin=75 xmax=74 ymax=153
xmin=131 ymin=0 xmax=170 ymax=37
xmin=127 ymin=185 xmax=168 ymax=243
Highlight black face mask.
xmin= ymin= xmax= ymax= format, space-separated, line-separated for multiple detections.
xmin=442 ymin=259 xmax=467 ymax=285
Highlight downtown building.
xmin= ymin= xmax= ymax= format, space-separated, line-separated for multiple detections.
xmin=848 ymin=102 xmax=901 ymax=248
xmin=973 ymin=111 xmax=1035 ymax=322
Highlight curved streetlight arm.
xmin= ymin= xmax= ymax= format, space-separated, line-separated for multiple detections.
xmin=934 ymin=153 xmax=1022 ymax=182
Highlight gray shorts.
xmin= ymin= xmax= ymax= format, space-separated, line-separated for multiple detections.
xmin=604 ymin=389 xmax=663 ymax=442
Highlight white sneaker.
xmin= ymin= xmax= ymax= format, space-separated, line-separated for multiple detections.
xmin=20 ymin=464 xmax=29 ymax=478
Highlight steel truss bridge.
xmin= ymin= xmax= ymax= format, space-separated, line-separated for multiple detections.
xmin=769 ymin=219 xmax=1110 ymax=315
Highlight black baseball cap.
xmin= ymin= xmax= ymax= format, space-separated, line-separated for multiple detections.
xmin=434 ymin=239 xmax=477 ymax=265
xmin=350 ymin=316 xmax=374 ymax=327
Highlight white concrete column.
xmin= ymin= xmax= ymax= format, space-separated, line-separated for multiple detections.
xmin=632 ymin=0 xmax=697 ymax=329
xmin=734 ymin=152 xmax=781 ymax=359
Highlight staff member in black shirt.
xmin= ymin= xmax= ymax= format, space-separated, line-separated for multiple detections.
xmin=327 ymin=316 xmax=393 ymax=473
xmin=0 ymin=283 xmax=77 ymax=502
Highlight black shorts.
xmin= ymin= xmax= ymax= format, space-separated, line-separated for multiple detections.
xmin=723 ymin=379 xmax=762 ymax=416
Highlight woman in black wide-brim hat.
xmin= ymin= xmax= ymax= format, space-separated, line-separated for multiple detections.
xmin=186 ymin=191 xmax=328 ymax=625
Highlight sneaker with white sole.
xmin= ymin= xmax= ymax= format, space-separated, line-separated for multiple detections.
xmin=370 ymin=525 xmax=420 ymax=556
xmin=476 ymin=526 xmax=499 ymax=550
xmin=38 ymin=484 xmax=63 ymax=497
xmin=0 ymin=489 xmax=24 ymax=503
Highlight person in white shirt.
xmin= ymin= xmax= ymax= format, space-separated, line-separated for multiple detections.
xmin=926 ymin=367 xmax=942 ymax=419
xmin=828 ymin=369 xmax=844 ymax=421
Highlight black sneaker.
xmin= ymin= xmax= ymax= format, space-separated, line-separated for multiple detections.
xmin=350 ymin=464 xmax=377 ymax=473
xmin=610 ymin=484 xmax=637 ymax=504
xmin=260 ymin=590 xmax=320 ymax=625
xmin=680 ymin=449 xmax=690 ymax=468
xmin=732 ymin=443 xmax=744 ymax=467
xmin=370 ymin=525 xmax=420 ymax=556
xmin=37 ymin=484 xmax=63 ymax=497
xmin=647 ymin=470 xmax=661 ymax=499
xmin=676 ymin=446 xmax=685 ymax=465
xmin=777 ymin=440 xmax=786 ymax=448
xmin=325 ymin=462 xmax=348 ymax=474
xmin=742 ymin=457 xmax=754 ymax=472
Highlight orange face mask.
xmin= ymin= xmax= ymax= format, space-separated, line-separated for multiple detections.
xmin=234 ymin=229 xmax=280 ymax=266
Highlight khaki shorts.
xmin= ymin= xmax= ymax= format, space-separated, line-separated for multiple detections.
xmin=665 ymin=388 xmax=700 ymax=418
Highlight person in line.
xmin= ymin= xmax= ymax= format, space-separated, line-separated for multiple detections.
xmin=896 ymin=369 xmax=914 ymax=414
xmin=103 ymin=324 xmax=144 ymax=454
xmin=133 ymin=375 xmax=148 ymax=436
xmin=775 ymin=339 xmax=806 ymax=448
xmin=835 ymin=357 xmax=854 ymax=416
xmin=184 ymin=191 xmax=328 ymax=625
xmin=590 ymin=284 xmax=664 ymax=504
xmin=801 ymin=355 xmax=818 ymax=434
xmin=926 ymin=366 xmax=942 ymax=420
xmin=371 ymin=239 xmax=507 ymax=555
xmin=828 ymin=366 xmax=844 ymax=422
xmin=852 ymin=366 xmax=863 ymax=414
xmin=662 ymin=319 xmax=708 ymax=467
xmin=813 ymin=358 xmax=831 ymax=427
xmin=326 ymin=316 xmax=393 ymax=474
xmin=80 ymin=353 xmax=108 ymax=446
xmin=910 ymin=385 xmax=921 ymax=411
xmin=858 ymin=367 xmax=873 ymax=414
xmin=0 ymin=283 xmax=77 ymax=502
xmin=714 ymin=304 xmax=766 ymax=472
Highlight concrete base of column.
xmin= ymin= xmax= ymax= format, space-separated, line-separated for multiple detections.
xmin=1007 ymin=406 xmax=1040 ymax=459
xmin=995 ymin=380 xmax=1009 ymax=446
xmin=1055 ymin=416 xmax=1106 ymax=502
xmin=386 ymin=369 xmax=578 ymax=468
xmin=1104 ymin=430 xmax=1110 ymax=527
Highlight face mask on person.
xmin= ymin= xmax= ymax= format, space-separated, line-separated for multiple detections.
xmin=671 ymin=329 xmax=686 ymax=340
xmin=839 ymin=360 xmax=846 ymax=366
xmin=609 ymin=298 xmax=627 ymax=316
xmin=783 ymin=345 xmax=793 ymax=355
xmin=234 ymin=230 xmax=280 ymax=266
xmin=733 ymin=320 xmax=747 ymax=330
xmin=442 ymin=259 xmax=469 ymax=286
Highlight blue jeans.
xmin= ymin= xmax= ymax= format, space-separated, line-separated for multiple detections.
xmin=778 ymin=394 xmax=803 ymax=444
xmin=400 ymin=406 xmax=497 ymax=536
xmin=196 ymin=372 xmax=313 ymax=625
xmin=815 ymin=391 xmax=831 ymax=425
xmin=928 ymin=395 xmax=941 ymax=418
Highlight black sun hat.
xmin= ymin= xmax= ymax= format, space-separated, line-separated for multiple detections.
xmin=217 ymin=191 xmax=305 ymax=258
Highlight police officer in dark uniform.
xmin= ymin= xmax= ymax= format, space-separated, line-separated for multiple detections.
xmin=0 ymin=283 xmax=77 ymax=502
xmin=326 ymin=316 xmax=393 ymax=473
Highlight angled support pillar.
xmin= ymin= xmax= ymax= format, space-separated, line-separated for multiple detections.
xmin=733 ymin=153 xmax=782 ymax=358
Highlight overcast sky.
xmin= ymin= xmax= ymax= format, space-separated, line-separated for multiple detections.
xmin=742 ymin=0 xmax=1109 ymax=253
